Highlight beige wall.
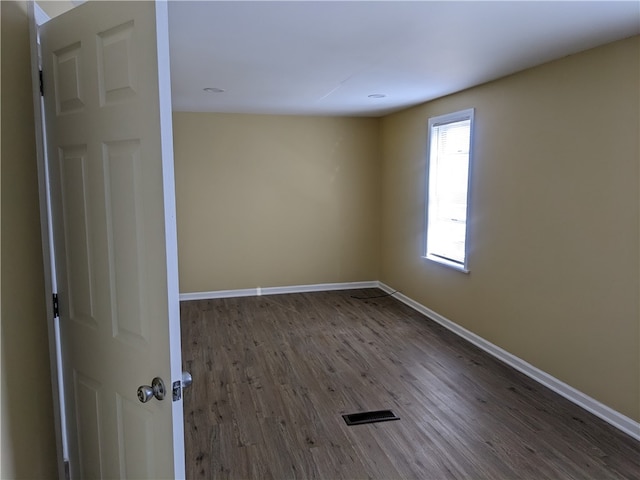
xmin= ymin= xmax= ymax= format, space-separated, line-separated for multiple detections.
xmin=1 ymin=1 xmax=58 ymax=477
xmin=173 ymin=113 xmax=381 ymax=293
xmin=380 ymin=36 xmax=639 ymax=421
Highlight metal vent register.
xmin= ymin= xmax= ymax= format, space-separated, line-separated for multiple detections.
xmin=342 ymin=409 xmax=400 ymax=426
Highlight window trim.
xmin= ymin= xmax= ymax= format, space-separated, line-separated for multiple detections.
xmin=423 ymin=108 xmax=475 ymax=274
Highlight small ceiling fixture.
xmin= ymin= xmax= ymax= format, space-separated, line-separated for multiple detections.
xmin=203 ymin=87 xmax=225 ymax=93
xmin=368 ymin=93 xmax=386 ymax=99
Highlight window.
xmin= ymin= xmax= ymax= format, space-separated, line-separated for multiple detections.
xmin=424 ymin=108 xmax=474 ymax=272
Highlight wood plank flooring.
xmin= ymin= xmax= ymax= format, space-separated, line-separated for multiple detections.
xmin=180 ymin=289 xmax=640 ymax=479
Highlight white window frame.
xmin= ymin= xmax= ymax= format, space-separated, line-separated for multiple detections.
xmin=423 ymin=108 xmax=475 ymax=273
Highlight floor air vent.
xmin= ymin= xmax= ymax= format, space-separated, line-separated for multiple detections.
xmin=342 ymin=409 xmax=400 ymax=426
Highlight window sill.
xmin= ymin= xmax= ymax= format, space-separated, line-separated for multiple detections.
xmin=423 ymin=254 xmax=470 ymax=274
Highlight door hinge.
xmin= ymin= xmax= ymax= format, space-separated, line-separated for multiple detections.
xmin=52 ymin=293 xmax=59 ymax=318
xmin=39 ymin=69 xmax=44 ymax=96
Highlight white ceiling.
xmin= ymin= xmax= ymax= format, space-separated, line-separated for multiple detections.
xmin=168 ymin=1 xmax=639 ymax=117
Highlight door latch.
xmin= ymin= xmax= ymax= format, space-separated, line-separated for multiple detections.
xmin=172 ymin=380 xmax=181 ymax=401
xmin=172 ymin=371 xmax=192 ymax=401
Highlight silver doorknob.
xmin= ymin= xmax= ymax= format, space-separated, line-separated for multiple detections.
xmin=137 ymin=377 xmax=166 ymax=403
xmin=182 ymin=371 xmax=192 ymax=389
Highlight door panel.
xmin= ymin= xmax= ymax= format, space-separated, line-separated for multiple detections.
xmin=52 ymin=41 xmax=84 ymax=115
xmin=40 ymin=2 xmax=183 ymax=478
xmin=58 ymin=145 xmax=95 ymax=325
xmin=116 ymin=393 xmax=155 ymax=478
xmin=96 ymin=20 xmax=137 ymax=106
xmin=73 ymin=371 xmax=103 ymax=478
xmin=102 ymin=138 xmax=148 ymax=344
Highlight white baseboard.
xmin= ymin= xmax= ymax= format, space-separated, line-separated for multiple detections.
xmin=179 ymin=281 xmax=379 ymax=302
xmin=377 ymin=282 xmax=640 ymax=441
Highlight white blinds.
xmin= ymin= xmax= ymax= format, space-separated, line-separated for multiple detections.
xmin=427 ymin=117 xmax=472 ymax=265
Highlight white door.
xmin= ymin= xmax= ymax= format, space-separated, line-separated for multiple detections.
xmin=39 ymin=1 xmax=184 ymax=478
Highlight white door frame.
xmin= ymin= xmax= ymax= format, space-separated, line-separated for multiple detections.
xmin=155 ymin=2 xmax=187 ymax=475
xmin=27 ymin=2 xmax=68 ymax=478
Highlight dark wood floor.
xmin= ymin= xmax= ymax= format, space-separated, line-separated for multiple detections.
xmin=181 ymin=289 xmax=640 ymax=479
